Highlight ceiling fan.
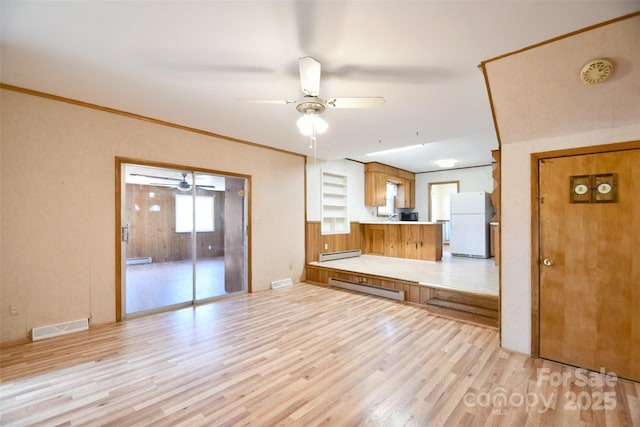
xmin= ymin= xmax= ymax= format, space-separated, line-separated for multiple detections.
xmin=241 ymin=57 xmax=385 ymax=138
xmin=130 ymin=173 xmax=216 ymax=191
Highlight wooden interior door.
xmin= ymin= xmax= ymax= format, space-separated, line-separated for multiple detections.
xmin=538 ymin=149 xmax=640 ymax=381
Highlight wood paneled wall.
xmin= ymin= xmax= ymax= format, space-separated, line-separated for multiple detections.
xmin=125 ymin=184 xmax=225 ymax=262
xmin=305 ymin=222 xmax=363 ymax=263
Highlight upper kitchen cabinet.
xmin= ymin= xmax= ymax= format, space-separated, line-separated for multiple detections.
xmin=364 ymin=162 xmax=416 ymax=208
xmin=397 ymin=178 xmax=414 ymax=209
xmin=364 ymin=168 xmax=387 ymax=206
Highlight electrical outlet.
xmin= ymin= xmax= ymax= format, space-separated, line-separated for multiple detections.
xmin=324 ymin=243 xmax=328 ymax=250
xmin=10 ymin=304 xmax=18 ymax=315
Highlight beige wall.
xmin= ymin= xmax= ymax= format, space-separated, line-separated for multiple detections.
xmin=482 ymin=14 xmax=640 ymax=354
xmin=0 ymin=89 xmax=306 ymax=343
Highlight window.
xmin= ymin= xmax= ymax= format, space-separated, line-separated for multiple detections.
xmin=377 ymin=181 xmax=397 ymax=217
xmin=175 ymin=194 xmax=214 ymax=232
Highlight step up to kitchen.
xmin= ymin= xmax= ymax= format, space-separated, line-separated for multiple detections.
xmin=425 ymin=298 xmax=500 ymax=328
xmin=425 ymin=298 xmax=499 ymax=319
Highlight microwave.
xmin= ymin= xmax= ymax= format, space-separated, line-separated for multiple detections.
xmin=400 ymin=212 xmax=419 ymax=221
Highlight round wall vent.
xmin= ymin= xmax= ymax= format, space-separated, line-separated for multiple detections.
xmin=580 ymin=58 xmax=613 ymax=84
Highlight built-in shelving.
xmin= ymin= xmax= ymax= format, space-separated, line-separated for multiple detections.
xmin=321 ymin=170 xmax=349 ymax=235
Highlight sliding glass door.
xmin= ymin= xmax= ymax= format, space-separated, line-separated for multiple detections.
xmin=121 ymin=163 xmax=247 ymax=317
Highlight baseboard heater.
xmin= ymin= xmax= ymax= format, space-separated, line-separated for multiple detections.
xmin=329 ymin=278 xmax=405 ymax=301
xmin=126 ymin=257 xmax=152 ymax=265
xmin=319 ymin=249 xmax=361 ymax=262
xmin=451 ymin=253 xmax=489 ymax=259
xmin=32 ymin=318 xmax=89 ymax=341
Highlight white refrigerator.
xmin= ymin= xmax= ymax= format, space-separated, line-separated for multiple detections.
xmin=449 ymin=192 xmax=493 ymax=258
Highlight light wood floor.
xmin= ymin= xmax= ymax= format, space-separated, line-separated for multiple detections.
xmin=1 ymin=284 xmax=638 ymax=426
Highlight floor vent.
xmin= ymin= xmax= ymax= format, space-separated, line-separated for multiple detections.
xmin=32 ymin=318 xmax=89 ymax=341
xmin=271 ymin=278 xmax=293 ymax=289
xmin=329 ymin=278 xmax=405 ymax=301
xmin=319 ymin=249 xmax=361 ymax=262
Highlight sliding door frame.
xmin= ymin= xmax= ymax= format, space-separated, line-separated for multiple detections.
xmin=115 ymin=157 xmax=252 ymax=321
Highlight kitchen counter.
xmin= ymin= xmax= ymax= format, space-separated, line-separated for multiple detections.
xmin=359 ymin=220 xmax=438 ymax=225
xmin=361 ymin=222 xmax=443 ymax=261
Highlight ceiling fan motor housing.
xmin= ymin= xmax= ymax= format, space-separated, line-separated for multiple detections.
xmin=296 ymin=96 xmax=326 ymax=114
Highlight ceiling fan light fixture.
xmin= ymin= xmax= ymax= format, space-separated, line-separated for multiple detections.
xmin=297 ymin=112 xmax=328 ymax=136
xmin=177 ymin=181 xmax=192 ymax=191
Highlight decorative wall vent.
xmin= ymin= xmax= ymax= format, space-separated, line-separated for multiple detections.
xmin=580 ymin=58 xmax=613 ymax=84
xmin=271 ymin=278 xmax=293 ymax=289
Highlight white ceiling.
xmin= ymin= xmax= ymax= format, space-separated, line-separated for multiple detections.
xmin=2 ymin=1 xmax=638 ymax=173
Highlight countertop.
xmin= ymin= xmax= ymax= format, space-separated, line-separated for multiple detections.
xmin=359 ymin=221 xmax=440 ymax=225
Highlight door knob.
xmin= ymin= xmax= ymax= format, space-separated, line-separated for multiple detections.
xmin=543 ymin=258 xmax=554 ymax=266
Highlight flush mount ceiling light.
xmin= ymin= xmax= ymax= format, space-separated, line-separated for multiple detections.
xmin=580 ymin=58 xmax=613 ymax=84
xmin=437 ymin=159 xmax=457 ymax=168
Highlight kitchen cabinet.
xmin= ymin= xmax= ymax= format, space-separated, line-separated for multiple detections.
xmin=397 ymin=179 xmax=415 ymax=209
xmin=364 ymin=171 xmax=387 ymax=206
xmin=362 ymin=222 xmax=442 ymax=261
xmin=364 ymin=162 xmax=415 ymax=208
xmin=490 ymin=222 xmax=500 ymax=266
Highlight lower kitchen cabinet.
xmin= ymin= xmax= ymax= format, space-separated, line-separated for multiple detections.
xmin=362 ymin=223 xmax=442 ymax=261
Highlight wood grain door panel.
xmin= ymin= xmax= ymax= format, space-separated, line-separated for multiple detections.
xmin=539 ymin=149 xmax=640 ymax=381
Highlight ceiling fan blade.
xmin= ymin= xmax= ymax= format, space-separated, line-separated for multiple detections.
xmin=196 ymin=185 xmax=217 ymax=191
xmin=326 ymin=97 xmax=385 ymax=109
xmin=149 ymin=183 xmax=176 ymax=187
xmin=237 ymin=98 xmax=296 ymax=105
xmin=299 ymin=56 xmax=321 ymax=96
xmin=131 ymin=173 xmax=181 ymax=181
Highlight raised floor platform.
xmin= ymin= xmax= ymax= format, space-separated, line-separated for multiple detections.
xmin=305 ymin=252 xmax=499 ymax=328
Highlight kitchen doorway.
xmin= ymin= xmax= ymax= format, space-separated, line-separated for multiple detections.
xmin=116 ymin=160 xmax=249 ymax=319
xmin=428 ymin=181 xmax=459 ymax=243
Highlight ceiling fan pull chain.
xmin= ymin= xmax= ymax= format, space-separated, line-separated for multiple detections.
xmin=309 ymin=119 xmax=317 ymax=149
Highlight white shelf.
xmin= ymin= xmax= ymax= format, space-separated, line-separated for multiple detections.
xmin=321 ymin=169 xmax=349 ymax=235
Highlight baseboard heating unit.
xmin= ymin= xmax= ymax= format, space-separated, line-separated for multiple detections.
xmin=126 ymin=257 xmax=152 ymax=265
xmin=318 ymin=249 xmax=361 ymax=262
xmin=329 ymin=278 xmax=405 ymax=301
xmin=32 ymin=318 xmax=89 ymax=341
